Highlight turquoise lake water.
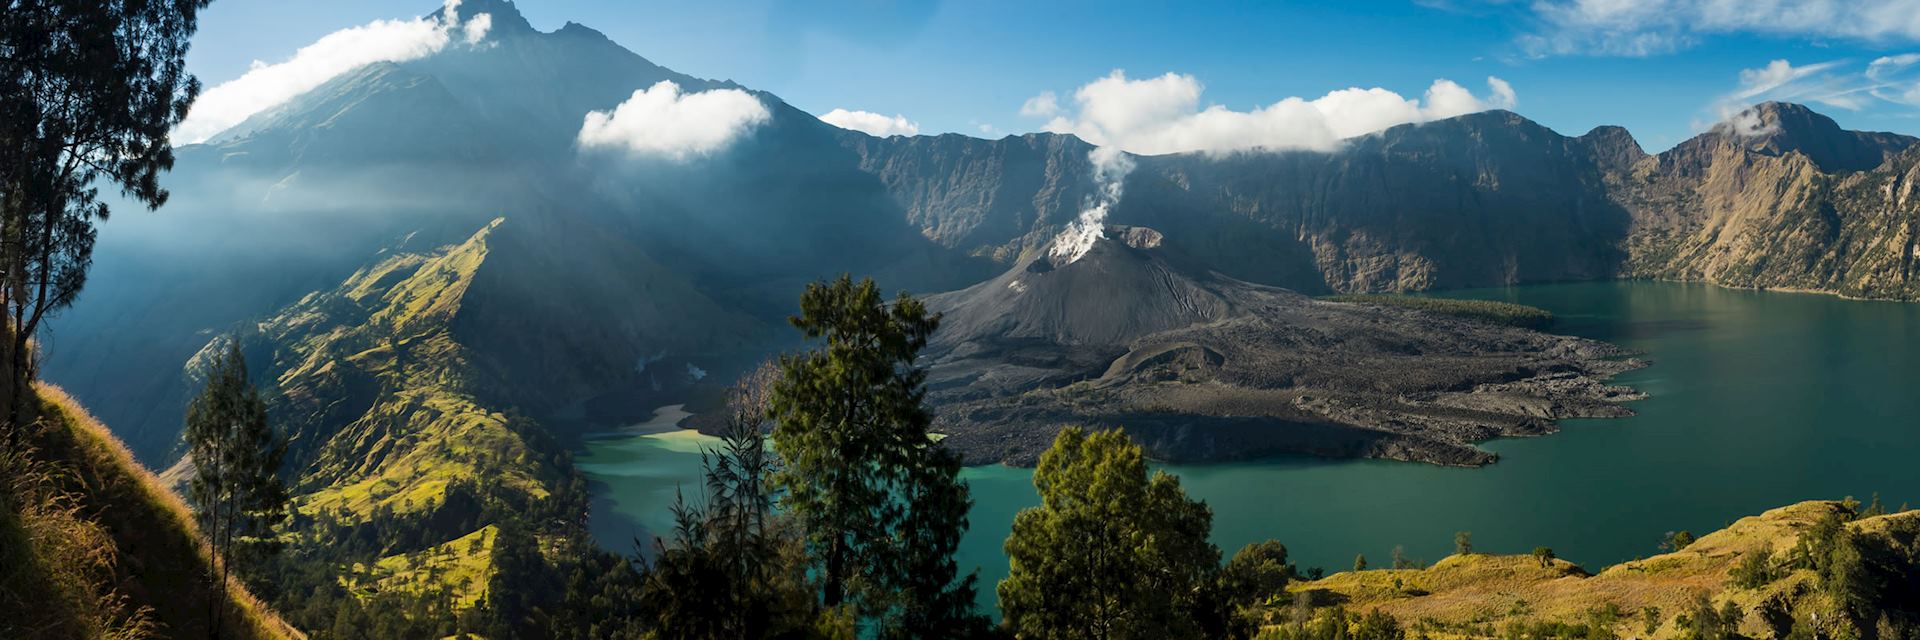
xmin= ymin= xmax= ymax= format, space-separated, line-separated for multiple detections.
xmin=577 ymin=281 xmax=1920 ymax=612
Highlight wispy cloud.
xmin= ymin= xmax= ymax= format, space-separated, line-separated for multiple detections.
xmin=1025 ymin=70 xmax=1518 ymax=155
xmin=817 ymin=109 xmax=920 ymax=137
xmin=1509 ymin=0 xmax=1920 ymax=58
xmin=175 ymin=0 xmax=495 ymax=143
xmin=577 ymin=81 xmax=771 ymax=159
xmin=1702 ymin=55 xmax=1920 ymax=133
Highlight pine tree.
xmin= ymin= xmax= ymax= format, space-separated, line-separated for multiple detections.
xmin=183 ymin=340 xmax=287 ymax=638
xmin=769 ymin=275 xmax=986 ymax=636
xmin=1 ymin=0 xmax=211 ymax=434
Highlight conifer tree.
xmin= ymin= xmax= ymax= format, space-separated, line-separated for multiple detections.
xmin=769 ymin=275 xmax=986 ymax=636
xmin=183 ymin=340 xmax=286 ymax=637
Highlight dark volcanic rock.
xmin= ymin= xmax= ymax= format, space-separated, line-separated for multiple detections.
xmin=925 ymin=226 xmax=1644 ymax=467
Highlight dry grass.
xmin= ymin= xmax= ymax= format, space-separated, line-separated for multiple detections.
xmin=1292 ymin=501 xmax=1916 ymax=638
xmin=17 ymin=383 xmax=304 ymax=639
xmin=1 ymin=441 xmax=155 ymax=639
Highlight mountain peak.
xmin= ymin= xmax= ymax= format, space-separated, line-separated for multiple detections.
xmin=1578 ymin=125 xmax=1646 ymax=170
xmin=432 ymin=0 xmax=534 ymax=36
xmin=1707 ymin=101 xmax=1917 ymax=172
xmin=931 ymin=225 xmax=1244 ymax=347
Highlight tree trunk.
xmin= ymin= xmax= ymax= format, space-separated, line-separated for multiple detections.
xmin=824 ymin=537 xmax=845 ymax=607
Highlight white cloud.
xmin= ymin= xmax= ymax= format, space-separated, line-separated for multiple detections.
xmin=1026 ymin=70 xmax=1520 ymax=155
xmin=1732 ymin=59 xmax=1847 ymax=101
xmin=1705 ymin=57 xmax=1920 ymax=129
xmin=817 ymin=109 xmax=920 ymax=137
xmin=175 ymin=0 xmax=496 ymax=143
xmin=462 ymin=12 xmax=492 ymax=45
xmin=1487 ymin=76 xmax=1518 ymax=110
xmin=577 ymin=81 xmax=770 ymax=159
xmin=1700 ymin=55 xmax=1920 ymax=135
xmin=1516 ymin=0 xmax=1920 ymax=57
xmin=1020 ymin=91 xmax=1061 ymax=117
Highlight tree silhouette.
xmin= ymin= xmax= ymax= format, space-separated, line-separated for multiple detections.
xmin=1 ymin=0 xmax=211 ymax=433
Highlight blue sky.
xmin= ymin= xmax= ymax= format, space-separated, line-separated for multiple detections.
xmin=186 ymin=0 xmax=1920 ymax=152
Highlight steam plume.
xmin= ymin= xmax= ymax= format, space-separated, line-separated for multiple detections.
xmin=1048 ymin=146 xmax=1134 ymax=266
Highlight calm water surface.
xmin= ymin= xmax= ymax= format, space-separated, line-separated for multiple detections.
xmin=577 ymin=281 xmax=1920 ymax=612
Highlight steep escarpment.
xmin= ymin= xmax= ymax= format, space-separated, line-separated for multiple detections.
xmin=840 ymin=131 xmax=1099 ymax=261
xmin=1130 ymin=111 xmax=1637 ymax=292
xmin=925 ymin=226 xmax=1643 ymax=467
xmin=847 ymin=111 xmax=1638 ymax=294
xmin=847 ymin=102 xmax=1920 ymax=301
xmin=1619 ymin=103 xmax=1920 ymax=299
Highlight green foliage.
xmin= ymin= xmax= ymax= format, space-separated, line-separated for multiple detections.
xmin=1391 ymin=545 xmax=1419 ymax=570
xmin=1355 ymin=554 xmax=1369 ymax=572
xmin=640 ymin=371 xmax=820 ymax=639
xmin=1662 ymin=530 xmax=1697 ymax=553
xmin=0 ymin=0 xmax=210 ymax=429
xmin=1789 ymin=510 xmax=1896 ymax=625
xmin=1321 ymin=295 xmax=1555 ymax=330
xmin=1455 ymin=531 xmax=1474 ymax=556
xmin=1533 ymin=547 xmax=1556 ymax=568
xmin=184 ymin=341 xmax=289 ymax=634
xmin=769 ymin=275 xmax=986 ymax=636
xmin=1729 ymin=549 xmax=1782 ymax=590
xmin=1861 ymin=493 xmax=1887 ymax=518
xmin=1222 ymin=540 xmax=1295 ymax=608
xmin=1674 ymin=594 xmax=1737 ymax=640
xmin=999 ymin=427 xmax=1229 ymax=640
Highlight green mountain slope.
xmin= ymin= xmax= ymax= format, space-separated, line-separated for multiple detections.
xmin=177 ymin=215 xmax=696 ymax=632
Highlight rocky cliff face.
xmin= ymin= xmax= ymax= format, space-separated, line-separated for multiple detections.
xmin=846 ymin=111 xmax=1637 ymax=294
xmin=1617 ymin=103 xmax=1920 ymax=298
xmin=844 ymin=102 xmax=1920 ymax=300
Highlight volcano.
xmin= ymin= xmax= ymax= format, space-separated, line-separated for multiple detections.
xmin=925 ymin=226 xmax=1646 ymax=467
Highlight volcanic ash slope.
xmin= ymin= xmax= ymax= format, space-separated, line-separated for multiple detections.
xmin=925 ymin=226 xmax=1645 ymax=467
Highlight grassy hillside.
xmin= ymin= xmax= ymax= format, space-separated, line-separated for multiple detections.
xmin=240 ymin=218 xmax=560 ymax=524
xmin=1 ymin=384 xmax=300 ymax=639
xmin=1283 ymin=501 xmax=1920 ymax=639
xmin=197 ymin=218 xmax=633 ymax=636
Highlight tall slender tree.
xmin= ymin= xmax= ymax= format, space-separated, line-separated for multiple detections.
xmin=0 ymin=0 xmax=211 ymax=435
xmin=184 ymin=340 xmax=287 ymax=638
xmin=642 ymin=362 xmax=817 ymax=638
xmin=768 ymin=275 xmax=986 ymax=636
